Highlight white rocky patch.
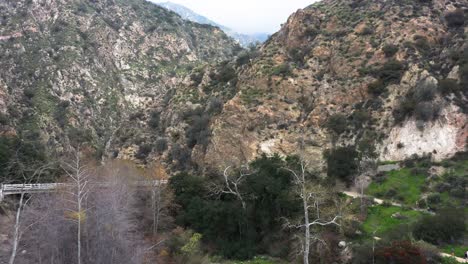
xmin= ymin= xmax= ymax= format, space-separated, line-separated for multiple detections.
xmin=381 ymin=104 xmax=467 ymax=161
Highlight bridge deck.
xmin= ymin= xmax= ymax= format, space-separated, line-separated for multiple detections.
xmin=0 ymin=180 xmax=168 ymax=201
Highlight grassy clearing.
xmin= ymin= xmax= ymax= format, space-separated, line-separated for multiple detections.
xmin=221 ymin=256 xmax=281 ymax=264
xmin=441 ymin=245 xmax=468 ymax=258
xmin=367 ymin=168 xmax=426 ymax=205
xmin=362 ymin=205 xmax=424 ymax=236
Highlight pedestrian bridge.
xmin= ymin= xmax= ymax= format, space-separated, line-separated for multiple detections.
xmin=0 ymin=180 xmax=167 ymax=201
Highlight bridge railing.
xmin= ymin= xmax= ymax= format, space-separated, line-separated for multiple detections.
xmin=0 ymin=180 xmax=168 ymax=201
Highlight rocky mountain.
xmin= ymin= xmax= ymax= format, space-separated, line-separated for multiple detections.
xmin=156 ymin=1 xmax=269 ymax=46
xmin=0 ymin=0 xmax=241 ymax=180
xmin=185 ymin=0 xmax=467 ymax=171
xmin=0 ymin=0 xmax=466 ymax=180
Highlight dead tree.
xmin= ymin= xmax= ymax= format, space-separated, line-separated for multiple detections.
xmin=146 ymin=162 xmax=169 ymax=237
xmin=8 ymin=163 xmax=53 ymax=264
xmin=283 ymin=160 xmax=340 ymax=264
xmin=211 ymin=165 xmax=252 ymax=210
xmin=355 ymin=158 xmax=377 ymax=216
xmin=61 ymin=148 xmax=91 ymax=264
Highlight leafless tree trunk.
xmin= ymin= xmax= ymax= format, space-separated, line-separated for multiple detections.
xmin=211 ymin=165 xmax=252 ymax=210
xmin=356 ymin=159 xmax=377 ymax=216
xmin=8 ymin=163 xmax=53 ymax=264
xmin=284 ymin=160 xmax=340 ymax=264
xmin=62 ymin=148 xmax=91 ymax=264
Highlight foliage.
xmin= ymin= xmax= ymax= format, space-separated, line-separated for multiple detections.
xmin=413 ymin=208 xmax=465 ymax=245
xmin=367 ymin=168 xmax=426 ymax=205
xmin=414 ymin=102 xmax=440 ymax=122
xmin=206 ymin=97 xmax=224 ymax=115
xmin=362 ymin=205 xmax=423 ymax=236
xmin=270 ymin=63 xmax=292 ymax=77
xmin=148 ymin=111 xmax=160 ymax=129
xmin=155 ymin=138 xmax=168 ymax=153
xmin=367 ymin=79 xmax=386 ymax=96
xmin=378 ymin=60 xmax=405 ymax=84
xmin=393 ymin=79 xmax=441 ymax=123
xmin=445 ymin=9 xmax=465 ymax=28
xmin=135 ymin=144 xmax=152 ymax=160
xmin=413 ymin=35 xmax=430 ymax=54
xmin=441 ymin=244 xmax=467 ymax=259
xmin=438 ymin=79 xmax=461 ymax=95
xmin=325 ymin=146 xmax=358 ymax=186
xmin=0 ymin=135 xmax=54 ymax=183
xmin=185 ymin=114 xmax=211 ymax=148
xmin=169 ymin=143 xmax=192 ymax=170
xmin=375 ymin=241 xmax=427 ymax=264
xmin=382 ymin=44 xmax=399 ymax=57
xmin=325 ymin=114 xmax=348 ymax=135
xmin=169 ymin=155 xmax=300 ymax=260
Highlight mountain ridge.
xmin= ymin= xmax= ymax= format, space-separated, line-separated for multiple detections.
xmin=155 ymin=1 xmax=269 ymax=46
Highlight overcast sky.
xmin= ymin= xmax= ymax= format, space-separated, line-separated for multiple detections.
xmin=151 ymin=0 xmax=317 ymax=34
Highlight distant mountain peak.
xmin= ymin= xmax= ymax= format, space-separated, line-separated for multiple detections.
xmin=154 ymin=1 xmax=268 ymax=46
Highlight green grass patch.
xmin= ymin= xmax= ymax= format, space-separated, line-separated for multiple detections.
xmin=441 ymin=244 xmax=468 ymax=258
xmin=220 ymin=256 xmax=281 ymax=264
xmin=367 ymin=168 xmax=426 ymax=205
xmin=362 ymin=205 xmax=424 ymax=236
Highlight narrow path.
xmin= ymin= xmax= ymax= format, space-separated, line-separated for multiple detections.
xmin=439 ymin=253 xmax=468 ymax=263
xmin=344 ymin=191 xmax=466 ymax=263
xmin=342 ymin=191 xmax=433 ymax=214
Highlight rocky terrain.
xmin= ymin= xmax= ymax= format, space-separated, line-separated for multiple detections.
xmin=0 ymin=0 xmax=240 ymax=180
xmin=0 ymin=0 xmax=466 ymax=180
xmin=195 ymin=0 xmax=468 ymax=171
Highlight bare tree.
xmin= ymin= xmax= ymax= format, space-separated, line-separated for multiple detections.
xmin=145 ymin=162 xmax=170 ymax=237
xmin=8 ymin=163 xmax=53 ymax=264
xmin=210 ymin=165 xmax=252 ymax=210
xmin=61 ymin=148 xmax=91 ymax=264
xmin=355 ymin=158 xmax=377 ymax=216
xmin=283 ymin=159 xmax=340 ymax=264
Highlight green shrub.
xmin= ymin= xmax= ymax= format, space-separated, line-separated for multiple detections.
xmin=414 ymin=102 xmax=440 ymax=122
xmin=359 ymin=26 xmax=374 ymax=35
xmin=325 ymin=114 xmax=348 ymax=135
xmin=460 ymin=63 xmax=468 ymax=86
xmin=271 ymin=63 xmax=292 ymax=77
xmin=148 ymin=111 xmax=160 ymax=129
xmin=438 ymin=79 xmax=460 ymax=95
xmin=135 ymin=144 xmax=152 ymax=160
xmin=413 ymin=208 xmax=465 ymax=245
xmin=155 ymin=138 xmax=168 ymax=153
xmin=445 ymin=9 xmax=465 ymax=28
xmin=185 ymin=114 xmax=211 ymax=148
xmin=367 ymin=79 xmax=386 ymax=96
xmin=393 ymin=97 xmax=416 ymax=123
xmin=413 ymin=35 xmax=430 ymax=53
xmin=382 ymin=44 xmax=399 ymax=57
xmin=216 ymin=64 xmax=237 ymax=83
xmin=426 ymin=193 xmax=441 ymax=205
xmin=350 ymin=110 xmax=370 ymax=129
xmin=378 ymin=60 xmax=405 ymax=84
xmin=325 ymin=146 xmax=359 ymax=185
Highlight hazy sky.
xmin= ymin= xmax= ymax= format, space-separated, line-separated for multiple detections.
xmin=151 ymin=0 xmax=317 ymax=34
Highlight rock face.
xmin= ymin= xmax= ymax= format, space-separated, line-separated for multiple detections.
xmin=198 ymin=0 xmax=467 ymax=170
xmin=0 ymin=0 xmax=240 ymax=173
xmin=0 ymin=0 xmax=467 ymax=176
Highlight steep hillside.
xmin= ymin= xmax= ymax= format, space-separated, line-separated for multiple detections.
xmin=0 ymin=0 xmax=240 ymax=181
xmin=195 ymin=0 xmax=467 ymax=171
xmin=1 ymin=0 xmax=466 ymax=180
